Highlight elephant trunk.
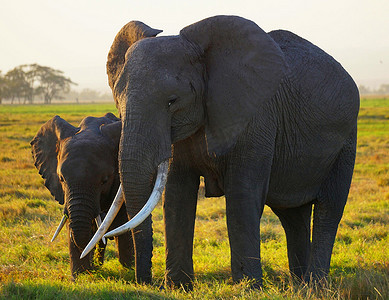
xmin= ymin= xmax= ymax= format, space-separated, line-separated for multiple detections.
xmin=117 ymin=112 xmax=171 ymax=283
xmin=119 ymin=111 xmax=171 ymax=217
xmin=67 ymin=191 xmax=97 ymax=250
xmin=119 ymin=155 xmax=154 ymax=283
xmin=120 ymin=137 xmax=157 ymax=216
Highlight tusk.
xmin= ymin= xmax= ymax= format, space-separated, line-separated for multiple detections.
xmin=51 ymin=214 xmax=68 ymax=242
xmin=80 ymin=184 xmax=123 ymax=259
xmin=104 ymin=160 xmax=169 ymax=238
xmin=95 ymin=215 xmax=106 ymax=245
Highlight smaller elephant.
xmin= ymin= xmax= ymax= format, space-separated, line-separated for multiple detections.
xmin=31 ymin=113 xmax=133 ymax=279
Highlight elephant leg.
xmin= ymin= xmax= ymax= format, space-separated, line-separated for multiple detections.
xmin=94 ymin=239 xmax=106 ymax=266
xmin=115 ymin=233 xmax=134 ymax=268
xmin=307 ymin=128 xmax=357 ymax=282
xmin=224 ymin=164 xmax=273 ymax=287
xmin=225 ymin=189 xmax=264 ymax=287
xmin=224 ymin=127 xmax=275 ymax=288
xmin=271 ymin=203 xmax=313 ymax=280
xmin=164 ymin=166 xmax=199 ymax=290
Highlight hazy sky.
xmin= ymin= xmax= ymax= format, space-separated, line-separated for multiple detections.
xmin=1 ymin=0 xmax=388 ymax=92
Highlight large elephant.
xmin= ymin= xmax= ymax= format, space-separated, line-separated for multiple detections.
xmin=85 ymin=15 xmax=359 ymax=288
xmin=31 ymin=113 xmax=134 ymax=279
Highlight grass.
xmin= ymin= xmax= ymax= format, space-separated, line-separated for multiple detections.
xmin=0 ymin=99 xmax=388 ymax=299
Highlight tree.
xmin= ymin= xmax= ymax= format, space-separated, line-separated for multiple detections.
xmin=19 ymin=64 xmax=44 ymax=104
xmin=36 ymin=66 xmax=76 ymax=104
xmin=0 ymin=64 xmax=77 ymax=104
xmin=0 ymin=71 xmax=7 ymax=104
xmin=5 ymin=67 xmax=31 ymax=104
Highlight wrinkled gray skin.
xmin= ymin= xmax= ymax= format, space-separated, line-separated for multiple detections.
xmin=31 ymin=113 xmax=134 ymax=279
xmin=107 ymin=16 xmax=359 ymax=288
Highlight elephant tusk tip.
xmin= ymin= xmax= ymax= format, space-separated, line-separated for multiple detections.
xmin=50 ymin=234 xmax=56 ymax=242
xmin=104 ymin=226 xmax=125 ymax=238
xmin=51 ymin=214 xmax=68 ymax=242
xmin=80 ymin=248 xmax=89 ymax=259
xmin=103 ymin=231 xmax=114 ymax=238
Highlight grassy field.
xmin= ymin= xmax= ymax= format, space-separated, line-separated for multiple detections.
xmin=0 ymin=100 xmax=388 ymax=299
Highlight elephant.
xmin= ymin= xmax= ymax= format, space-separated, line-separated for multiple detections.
xmin=31 ymin=113 xmax=134 ymax=279
xmin=83 ymin=15 xmax=359 ymax=289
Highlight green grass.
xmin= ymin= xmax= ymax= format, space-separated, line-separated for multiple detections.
xmin=0 ymin=99 xmax=388 ymax=299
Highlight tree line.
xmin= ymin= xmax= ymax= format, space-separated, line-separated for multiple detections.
xmin=0 ymin=64 xmax=76 ymax=104
xmin=63 ymin=88 xmax=113 ymax=103
xmin=358 ymin=84 xmax=389 ymax=96
xmin=2 ymin=63 xmax=387 ymax=104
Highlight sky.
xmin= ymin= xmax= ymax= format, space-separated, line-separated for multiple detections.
xmin=1 ymin=0 xmax=388 ymax=93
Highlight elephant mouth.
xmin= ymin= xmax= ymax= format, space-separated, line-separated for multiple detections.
xmin=80 ymin=159 xmax=169 ymax=259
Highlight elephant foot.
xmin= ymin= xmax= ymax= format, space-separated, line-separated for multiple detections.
xmin=165 ymin=268 xmax=194 ymax=291
xmin=119 ymin=257 xmax=134 ymax=269
xmin=232 ymin=275 xmax=262 ymax=290
xmin=165 ymin=276 xmax=193 ymax=292
xmin=230 ymin=256 xmax=263 ymax=290
xmin=303 ymin=268 xmax=329 ymax=287
xmin=135 ymin=264 xmax=152 ymax=285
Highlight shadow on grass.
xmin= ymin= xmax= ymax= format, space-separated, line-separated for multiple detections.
xmin=195 ymin=268 xmax=231 ymax=283
xmin=2 ymin=264 xmax=387 ymax=299
xmin=194 ymin=262 xmax=388 ymax=299
xmin=1 ymin=281 xmax=178 ymax=300
xmin=357 ymin=114 xmax=389 ymax=121
xmin=330 ymin=262 xmax=389 ymax=279
xmin=194 ymin=263 xmax=286 ymax=287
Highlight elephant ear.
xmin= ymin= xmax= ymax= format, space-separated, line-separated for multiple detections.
xmin=180 ymin=15 xmax=287 ymax=155
xmin=106 ymin=21 xmax=162 ymax=92
xmin=30 ymin=116 xmax=78 ymax=204
xmin=100 ymin=120 xmax=122 ymax=149
xmin=103 ymin=112 xmax=120 ymax=122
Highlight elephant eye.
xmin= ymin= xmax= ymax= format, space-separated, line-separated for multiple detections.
xmin=168 ymin=96 xmax=178 ymax=107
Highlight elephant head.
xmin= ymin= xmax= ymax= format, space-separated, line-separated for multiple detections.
xmin=31 ymin=113 xmax=131 ymax=278
xmin=83 ymin=16 xmax=286 ymax=283
xmin=112 ymin=18 xmax=284 ymax=220
xmin=112 ymin=15 xmax=284 ymax=211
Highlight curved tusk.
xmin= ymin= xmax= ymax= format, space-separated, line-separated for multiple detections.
xmin=95 ymin=215 xmax=106 ymax=245
xmin=51 ymin=214 xmax=68 ymax=242
xmin=104 ymin=160 xmax=169 ymax=238
xmin=80 ymin=184 xmax=123 ymax=259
